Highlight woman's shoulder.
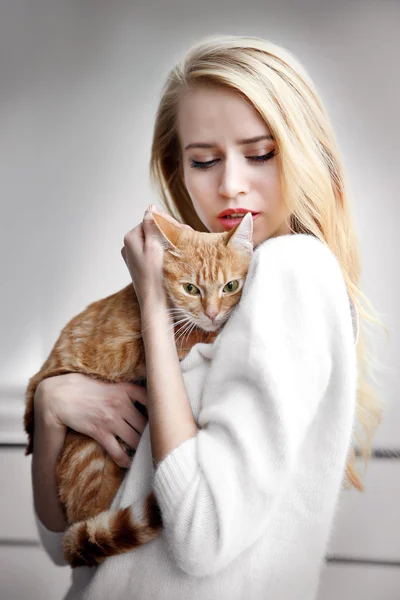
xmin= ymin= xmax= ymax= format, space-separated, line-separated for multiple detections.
xmin=250 ymin=233 xmax=342 ymax=283
xmin=254 ymin=232 xmax=335 ymax=263
xmin=248 ymin=233 xmax=359 ymax=343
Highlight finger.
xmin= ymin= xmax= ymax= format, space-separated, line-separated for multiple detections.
xmin=99 ymin=433 xmax=132 ymax=469
xmin=123 ymin=404 xmax=148 ymax=434
xmin=142 ymin=213 xmax=160 ymax=241
xmin=116 ymin=419 xmax=141 ymax=450
xmin=133 ymin=400 xmax=148 ymax=421
xmin=124 ymin=224 xmax=145 ymax=247
xmin=137 ymin=223 xmax=146 ymax=245
xmin=143 ymin=205 xmax=156 ymax=225
xmin=119 ymin=382 xmax=148 ymax=406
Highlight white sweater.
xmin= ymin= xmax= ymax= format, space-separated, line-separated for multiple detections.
xmin=35 ymin=233 xmax=359 ymax=600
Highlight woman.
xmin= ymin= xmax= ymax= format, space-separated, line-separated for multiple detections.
xmin=31 ymin=34 xmax=387 ymax=599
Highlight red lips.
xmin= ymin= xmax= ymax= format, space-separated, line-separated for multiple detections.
xmin=217 ymin=212 xmax=261 ymax=231
xmin=217 ymin=208 xmax=259 ymax=218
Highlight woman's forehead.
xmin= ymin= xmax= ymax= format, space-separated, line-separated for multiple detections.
xmin=176 ymin=87 xmax=271 ymax=148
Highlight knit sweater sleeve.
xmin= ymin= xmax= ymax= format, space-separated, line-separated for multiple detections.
xmin=34 ymin=510 xmax=68 ymax=567
xmin=152 ymin=233 xmax=357 ymax=578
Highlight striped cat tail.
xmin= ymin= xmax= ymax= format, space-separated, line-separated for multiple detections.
xmin=62 ymin=491 xmax=163 ymax=568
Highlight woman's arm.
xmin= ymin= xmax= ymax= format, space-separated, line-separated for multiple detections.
xmin=141 ymin=297 xmax=199 ymax=467
xmin=30 ymin=373 xmax=149 ymax=565
xmin=31 ymin=374 xmax=149 ymax=528
xmin=121 ymin=205 xmax=199 ymax=466
xmin=31 ymin=385 xmax=67 ymax=532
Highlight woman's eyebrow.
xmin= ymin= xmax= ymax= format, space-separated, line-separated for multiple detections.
xmin=184 ymin=134 xmax=274 ymax=151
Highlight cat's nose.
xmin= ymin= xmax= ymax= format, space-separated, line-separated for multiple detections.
xmin=205 ymin=309 xmax=219 ymax=323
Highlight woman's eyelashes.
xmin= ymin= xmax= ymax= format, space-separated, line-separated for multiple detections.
xmin=189 ymin=149 xmax=276 ymax=170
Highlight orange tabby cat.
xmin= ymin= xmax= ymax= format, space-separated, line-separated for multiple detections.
xmin=24 ymin=211 xmax=254 ymax=568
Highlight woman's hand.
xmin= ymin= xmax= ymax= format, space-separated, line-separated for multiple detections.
xmin=35 ymin=373 xmax=148 ymax=469
xmin=121 ymin=204 xmax=192 ymax=310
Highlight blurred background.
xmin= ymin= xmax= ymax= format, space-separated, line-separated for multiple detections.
xmin=0 ymin=0 xmax=398 ymax=598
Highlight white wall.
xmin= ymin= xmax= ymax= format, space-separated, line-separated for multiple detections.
xmin=1 ymin=0 xmax=399 ymax=598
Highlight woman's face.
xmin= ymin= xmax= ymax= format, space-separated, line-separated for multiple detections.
xmin=177 ymin=85 xmax=291 ymax=248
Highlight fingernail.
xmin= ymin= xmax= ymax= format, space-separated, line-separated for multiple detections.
xmin=146 ymin=204 xmax=157 ymax=212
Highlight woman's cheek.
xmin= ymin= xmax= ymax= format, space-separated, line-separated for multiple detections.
xmin=186 ymin=175 xmax=211 ymax=205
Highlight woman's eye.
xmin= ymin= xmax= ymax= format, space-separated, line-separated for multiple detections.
xmin=190 ymin=158 xmax=216 ymax=169
xmin=190 ymin=150 xmax=276 ymax=170
xmin=249 ymin=150 xmax=276 ymax=163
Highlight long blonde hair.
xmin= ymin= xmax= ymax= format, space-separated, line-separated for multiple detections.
xmin=149 ymin=34 xmax=389 ymax=492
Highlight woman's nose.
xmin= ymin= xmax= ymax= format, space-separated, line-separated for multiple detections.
xmin=218 ymin=158 xmax=249 ymax=199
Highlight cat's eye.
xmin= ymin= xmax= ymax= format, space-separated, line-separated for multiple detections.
xmin=182 ymin=280 xmax=240 ymax=296
xmin=223 ymin=280 xmax=239 ymax=293
xmin=182 ymin=283 xmax=200 ymax=295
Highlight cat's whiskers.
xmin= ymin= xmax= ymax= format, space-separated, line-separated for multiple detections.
xmin=174 ymin=319 xmax=195 ymax=346
xmin=167 ymin=317 xmax=189 ymax=333
xmin=140 ymin=305 xmax=184 ymax=334
xmin=167 ymin=312 xmax=185 ymax=322
xmin=165 ymin=307 xmax=188 ymax=329
xmin=174 ymin=318 xmax=193 ymax=340
xmin=167 ymin=308 xmax=186 ymax=318
xmin=140 ymin=305 xmax=176 ymax=334
xmin=182 ymin=321 xmax=197 ymax=347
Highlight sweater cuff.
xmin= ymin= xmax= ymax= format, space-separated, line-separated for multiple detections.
xmin=34 ymin=511 xmax=68 ymax=566
xmin=153 ymin=435 xmax=198 ymax=521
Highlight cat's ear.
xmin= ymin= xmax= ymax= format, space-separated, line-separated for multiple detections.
xmin=149 ymin=212 xmax=182 ymax=253
xmin=225 ymin=212 xmax=254 ymax=256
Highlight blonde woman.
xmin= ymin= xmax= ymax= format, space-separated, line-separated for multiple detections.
xmin=32 ymin=35 xmax=387 ymax=600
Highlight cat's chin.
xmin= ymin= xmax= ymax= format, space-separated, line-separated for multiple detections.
xmin=198 ymin=321 xmax=225 ymax=333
